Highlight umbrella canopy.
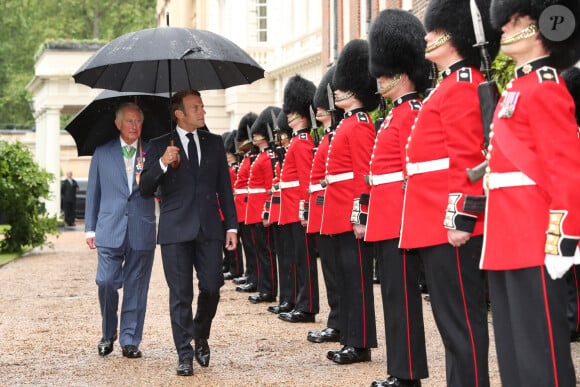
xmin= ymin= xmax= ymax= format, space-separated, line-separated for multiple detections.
xmin=65 ymin=90 xmax=172 ymax=156
xmin=73 ymin=27 xmax=265 ymax=93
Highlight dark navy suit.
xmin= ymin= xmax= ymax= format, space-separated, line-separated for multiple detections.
xmin=140 ymin=128 xmax=237 ymax=361
xmin=85 ymin=137 xmax=156 ymax=348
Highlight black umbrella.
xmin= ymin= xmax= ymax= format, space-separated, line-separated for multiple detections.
xmin=72 ymin=27 xmax=265 ymax=93
xmin=65 ymin=90 xmax=172 ymax=156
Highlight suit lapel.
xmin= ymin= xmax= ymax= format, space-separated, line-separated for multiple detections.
xmin=198 ymin=131 xmax=208 ymax=171
xmin=113 ymin=140 xmax=130 ymax=196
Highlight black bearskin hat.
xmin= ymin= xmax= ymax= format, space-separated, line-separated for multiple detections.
xmin=333 ymin=39 xmax=380 ymax=111
xmin=425 ymin=0 xmax=500 ymax=68
xmin=251 ymin=106 xmax=281 ymax=140
xmin=235 ymin=112 xmax=258 ymax=143
xmin=369 ymin=9 xmax=432 ymax=94
xmin=562 ymin=67 xmax=580 ymax=123
xmin=224 ymin=130 xmax=236 ymax=154
xmin=276 ymin=110 xmax=293 ymax=138
xmin=282 ymin=75 xmax=317 ymax=119
xmin=490 ymin=0 xmax=580 ymax=70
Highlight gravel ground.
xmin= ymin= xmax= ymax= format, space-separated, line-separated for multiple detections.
xmin=0 ymin=225 xmax=578 ymax=386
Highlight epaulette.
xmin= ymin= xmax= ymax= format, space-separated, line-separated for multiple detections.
xmin=298 ymin=133 xmax=308 ymax=140
xmin=457 ymin=68 xmax=472 ymax=83
xmin=409 ymin=100 xmax=422 ymax=110
xmin=537 ymin=67 xmax=559 ymax=83
xmin=356 ymin=112 xmax=369 ymax=122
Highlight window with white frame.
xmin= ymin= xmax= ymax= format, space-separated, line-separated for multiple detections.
xmin=257 ymin=0 xmax=267 ymax=42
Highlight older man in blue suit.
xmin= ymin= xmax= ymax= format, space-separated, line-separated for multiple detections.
xmin=85 ymin=102 xmax=156 ymax=359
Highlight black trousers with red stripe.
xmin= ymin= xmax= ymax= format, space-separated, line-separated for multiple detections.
xmin=275 ymin=223 xmax=296 ymax=305
xmin=565 ymin=264 xmax=580 ymax=339
xmin=250 ymin=222 xmax=277 ymax=297
xmin=288 ymin=221 xmax=319 ymax=314
xmin=333 ymin=231 xmax=376 ymax=349
xmin=489 ymin=266 xmax=575 ymax=387
xmin=377 ymin=238 xmax=428 ymax=380
xmin=317 ymin=233 xmax=341 ymax=330
xmin=239 ymin=222 xmax=258 ymax=286
xmin=419 ymin=235 xmax=489 ymax=387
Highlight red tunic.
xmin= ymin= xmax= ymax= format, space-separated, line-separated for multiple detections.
xmin=279 ymin=129 xmax=314 ymax=225
xmin=245 ymin=148 xmax=275 ymax=225
xmin=233 ymin=155 xmax=251 ymax=223
xmin=306 ymin=129 xmax=333 ymax=234
xmin=399 ymin=63 xmax=486 ymax=249
xmin=481 ymin=61 xmax=580 ymax=270
xmin=266 ymin=160 xmax=282 ymax=224
xmin=365 ymin=94 xmax=421 ymax=242
xmin=320 ymin=109 xmax=375 ymax=235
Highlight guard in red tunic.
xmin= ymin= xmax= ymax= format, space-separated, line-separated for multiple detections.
xmin=364 ymin=10 xmax=431 ymax=387
xmin=398 ymin=1 xmax=500 ymax=385
xmin=233 ymin=113 xmax=259 ymax=292
xmin=303 ymin=67 xmax=343 ymax=344
xmin=277 ymin=75 xmax=319 ymax=324
xmin=222 ymin=131 xmax=244 ymax=280
xmin=244 ymin=107 xmax=280 ymax=304
xmin=320 ymin=39 xmax=379 ymax=365
xmin=480 ymin=1 xmax=580 ymax=385
xmin=264 ymin=111 xmax=296 ymax=315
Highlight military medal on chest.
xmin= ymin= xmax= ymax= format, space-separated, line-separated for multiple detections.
xmin=498 ymin=91 xmax=520 ymax=118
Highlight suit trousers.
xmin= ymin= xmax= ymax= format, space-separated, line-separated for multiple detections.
xmin=317 ymin=233 xmax=341 ymax=330
xmin=377 ymin=238 xmax=428 ymax=380
xmin=275 ymin=223 xmax=296 ymax=305
xmin=96 ymin=242 xmax=154 ymax=347
xmin=63 ymin=201 xmax=76 ymax=226
xmin=161 ymin=236 xmax=224 ymax=362
xmin=333 ymin=231 xmax=377 ymax=349
xmin=420 ymin=235 xmax=489 ymax=387
xmin=250 ymin=222 xmax=277 ymax=297
xmin=489 ymin=267 xmax=576 ymax=387
xmin=223 ymin=232 xmax=244 ymax=277
xmin=288 ymin=221 xmax=319 ymax=314
xmin=239 ymin=222 xmax=258 ymax=285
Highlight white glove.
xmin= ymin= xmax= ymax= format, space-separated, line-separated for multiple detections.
xmin=544 ymin=254 xmax=574 ymax=280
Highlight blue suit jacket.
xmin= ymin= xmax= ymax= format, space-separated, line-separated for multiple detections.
xmin=139 ymin=130 xmax=237 ymax=245
xmin=85 ymin=138 xmax=156 ymax=250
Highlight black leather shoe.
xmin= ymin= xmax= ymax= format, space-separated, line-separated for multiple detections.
xmin=224 ymin=272 xmax=235 ymax=280
xmin=122 ymin=345 xmax=142 ymax=358
xmin=267 ymin=301 xmax=295 ymax=314
xmin=235 ymin=283 xmax=257 ymax=292
xmin=371 ymin=376 xmax=422 ymax=386
xmin=307 ymin=327 xmax=340 ymax=343
xmin=194 ymin=338 xmax=210 ymax=367
xmin=327 ymin=345 xmax=347 ymax=360
xmin=249 ymin=292 xmax=276 ymax=304
xmin=332 ymin=346 xmax=371 ymax=364
xmin=176 ymin=359 xmax=193 ymax=376
xmin=373 ymin=275 xmax=381 ymax=284
xmin=233 ymin=276 xmax=248 ymax=285
xmin=97 ymin=334 xmax=117 ymax=356
xmin=278 ymin=310 xmax=315 ymax=323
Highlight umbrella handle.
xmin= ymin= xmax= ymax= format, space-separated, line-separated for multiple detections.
xmin=170 ymin=139 xmax=181 ymax=169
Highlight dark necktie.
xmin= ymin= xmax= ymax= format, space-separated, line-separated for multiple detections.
xmin=186 ymin=132 xmax=199 ymax=172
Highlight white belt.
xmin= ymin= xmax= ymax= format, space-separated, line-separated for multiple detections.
xmin=279 ymin=180 xmax=300 ymax=189
xmin=325 ymin=172 xmax=354 ymax=184
xmin=247 ymin=188 xmax=267 ymax=194
xmin=406 ymin=158 xmax=449 ymax=176
xmin=485 ymin=172 xmax=536 ymax=190
xmin=234 ymin=188 xmax=248 ymax=195
xmin=366 ymin=171 xmax=404 ymax=186
xmin=308 ymin=183 xmax=325 ymax=194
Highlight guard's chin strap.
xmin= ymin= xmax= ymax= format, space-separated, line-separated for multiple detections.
xmin=501 ymin=23 xmax=539 ymax=45
xmin=335 ymin=90 xmax=354 ymax=102
xmin=425 ymin=32 xmax=452 ymax=53
xmin=377 ymin=74 xmax=402 ymax=97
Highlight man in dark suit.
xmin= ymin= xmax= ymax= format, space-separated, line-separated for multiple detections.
xmin=61 ymin=171 xmax=78 ymax=226
xmin=85 ymin=102 xmax=156 ymax=359
xmin=140 ymin=89 xmax=238 ymax=377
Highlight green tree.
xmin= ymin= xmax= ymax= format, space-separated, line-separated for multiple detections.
xmin=0 ymin=0 xmax=156 ymax=129
xmin=0 ymin=141 xmax=59 ymax=253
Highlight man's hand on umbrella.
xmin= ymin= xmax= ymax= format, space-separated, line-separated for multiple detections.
xmin=161 ymin=145 xmax=180 ymax=166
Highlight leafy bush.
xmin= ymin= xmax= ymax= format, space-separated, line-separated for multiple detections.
xmin=0 ymin=141 xmax=58 ymax=253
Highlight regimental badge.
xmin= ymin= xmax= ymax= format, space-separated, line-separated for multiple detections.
xmin=498 ymin=91 xmax=520 ymax=118
xmin=537 ymin=67 xmax=558 ymax=83
xmin=522 ymin=64 xmax=533 ymax=75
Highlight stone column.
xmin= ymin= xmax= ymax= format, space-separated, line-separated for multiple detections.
xmin=43 ymin=106 xmax=63 ymax=218
xmin=34 ymin=110 xmax=47 ymax=167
